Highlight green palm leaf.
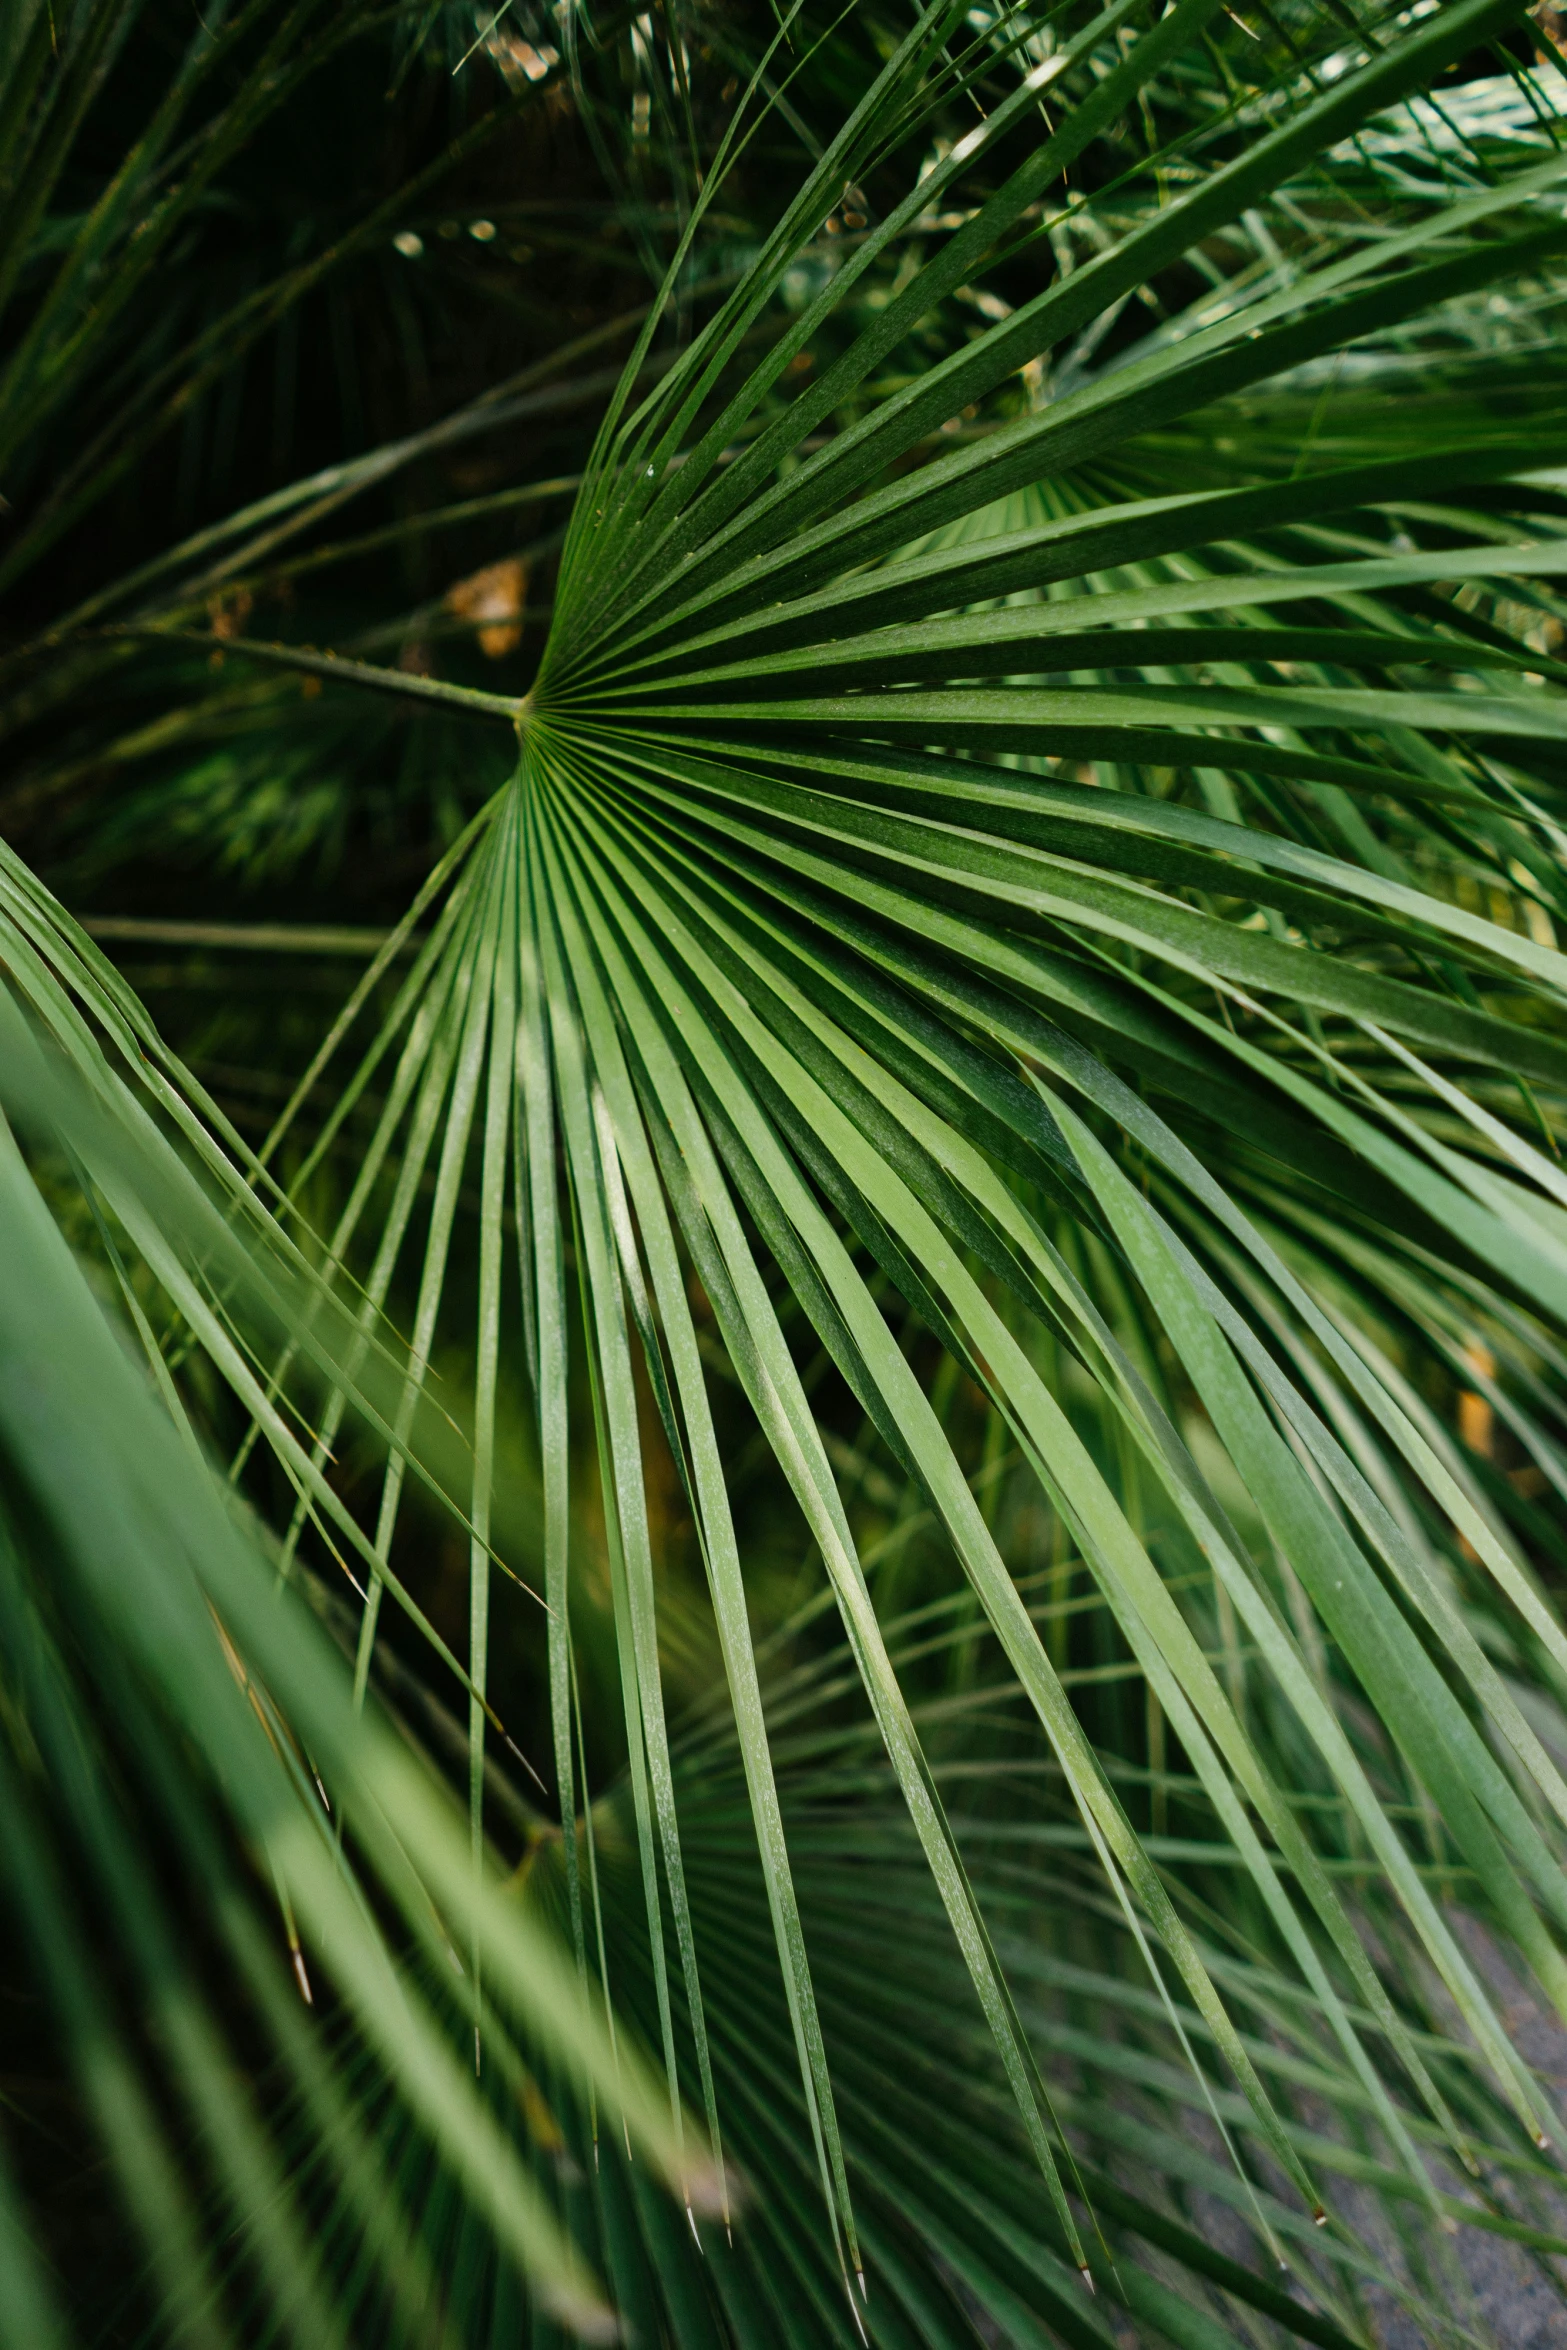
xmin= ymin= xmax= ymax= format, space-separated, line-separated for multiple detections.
xmin=10 ymin=0 xmax=1567 ymax=2340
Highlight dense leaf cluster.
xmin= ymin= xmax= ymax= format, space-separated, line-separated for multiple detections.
xmin=7 ymin=3 xmax=1567 ymax=2346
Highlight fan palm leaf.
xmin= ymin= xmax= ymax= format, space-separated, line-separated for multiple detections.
xmin=10 ymin=0 xmax=1567 ymax=2341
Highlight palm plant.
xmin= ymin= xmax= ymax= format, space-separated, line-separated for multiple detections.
xmin=9 ymin=0 xmax=1567 ymax=2343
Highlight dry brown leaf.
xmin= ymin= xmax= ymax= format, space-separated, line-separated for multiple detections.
xmin=1459 ymin=1340 xmax=1496 ymax=1459
xmin=207 ymin=586 xmax=254 ymax=641
xmin=445 ymin=556 xmax=528 ymax=657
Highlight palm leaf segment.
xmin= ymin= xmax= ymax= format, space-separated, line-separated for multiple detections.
xmin=12 ymin=0 xmax=1567 ymax=2333
xmin=318 ymin=0 xmax=1567 ymax=2293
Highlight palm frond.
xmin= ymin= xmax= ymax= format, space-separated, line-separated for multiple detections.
xmin=10 ymin=0 xmax=1567 ymax=2341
